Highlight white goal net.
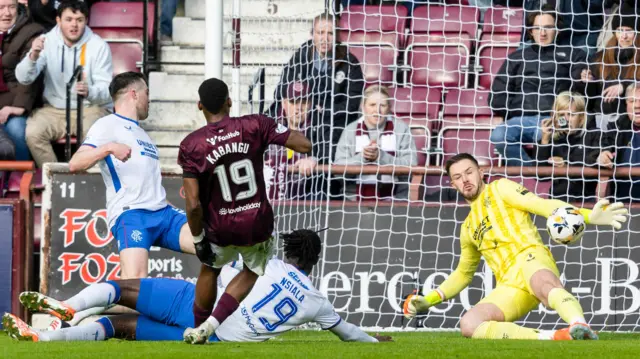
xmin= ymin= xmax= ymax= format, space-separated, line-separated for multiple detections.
xmin=237 ymin=1 xmax=640 ymax=332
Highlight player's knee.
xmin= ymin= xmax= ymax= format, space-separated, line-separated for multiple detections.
xmin=489 ymin=125 xmax=506 ymax=144
xmin=459 ymin=314 xmax=482 ymax=338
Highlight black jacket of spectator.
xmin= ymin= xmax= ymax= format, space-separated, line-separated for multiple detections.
xmin=268 ymin=40 xmax=364 ymax=161
xmin=535 ymin=117 xmax=603 ymax=202
xmin=599 ymin=114 xmax=639 ymax=200
xmin=0 ymin=14 xmax=44 ymax=114
xmin=489 ymin=44 xmax=587 ymax=120
xmin=27 ymin=0 xmax=96 ymax=31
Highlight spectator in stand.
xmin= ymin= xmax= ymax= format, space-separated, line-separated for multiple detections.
xmin=489 ymin=5 xmax=587 ymax=167
xmin=0 ymin=0 xmax=44 ymax=161
xmin=555 ymin=0 xmax=605 ymax=58
xmin=599 ymin=83 xmax=640 ymax=202
xmin=265 ymin=81 xmax=325 ymax=199
xmin=160 ymin=0 xmax=176 ymax=43
xmin=15 ymin=0 xmax=112 ymax=167
xmin=24 ymin=0 xmax=94 ymax=31
xmin=269 ymin=12 xmax=364 ymax=164
xmin=535 ymin=92 xmax=603 ymax=203
xmin=581 ymin=1 xmax=640 ymax=128
xmin=334 ymin=85 xmax=416 ymax=201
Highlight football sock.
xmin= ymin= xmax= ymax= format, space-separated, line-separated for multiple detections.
xmin=548 ymin=287 xmax=586 ymax=325
xmin=135 ymin=315 xmax=185 ymax=341
xmin=65 ymin=282 xmax=120 ymax=312
xmin=68 ymin=307 xmax=109 ymax=327
xmin=39 ymin=317 xmax=113 ymax=342
xmin=207 ymin=293 xmax=239 ymax=330
xmin=471 ymin=321 xmax=540 ymax=340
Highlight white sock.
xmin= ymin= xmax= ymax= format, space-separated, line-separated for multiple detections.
xmin=38 ymin=322 xmax=107 ymax=342
xmin=538 ymin=330 xmax=556 ymax=340
xmin=65 ymin=283 xmax=118 ymax=311
xmin=570 ymin=317 xmax=587 ymax=325
xmin=205 ymin=317 xmax=220 ymax=331
xmin=68 ymin=307 xmax=108 ymax=326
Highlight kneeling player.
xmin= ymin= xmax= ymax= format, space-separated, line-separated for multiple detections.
xmin=404 ymin=153 xmax=628 ymax=340
xmin=4 ymin=230 xmax=388 ymax=343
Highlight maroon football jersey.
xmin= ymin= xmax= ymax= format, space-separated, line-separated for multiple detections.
xmin=178 ymin=114 xmax=291 ymax=246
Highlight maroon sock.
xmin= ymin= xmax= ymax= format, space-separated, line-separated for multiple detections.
xmin=211 ymin=293 xmax=240 ymax=325
xmin=193 ymin=302 xmax=211 ymax=327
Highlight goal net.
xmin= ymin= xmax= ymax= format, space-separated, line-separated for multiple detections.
xmin=250 ymin=0 xmax=640 ymax=333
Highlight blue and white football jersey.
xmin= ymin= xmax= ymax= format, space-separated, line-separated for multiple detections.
xmin=82 ymin=113 xmax=167 ymax=229
xmin=216 ymin=259 xmax=341 ymax=342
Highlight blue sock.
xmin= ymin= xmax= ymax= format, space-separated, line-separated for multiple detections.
xmin=105 ymin=281 xmax=122 ymax=303
xmin=96 ymin=317 xmax=115 ymax=339
xmin=135 ymin=315 xmax=185 ymax=341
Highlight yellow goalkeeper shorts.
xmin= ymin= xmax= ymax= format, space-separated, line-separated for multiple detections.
xmin=478 ymin=246 xmax=560 ymax=322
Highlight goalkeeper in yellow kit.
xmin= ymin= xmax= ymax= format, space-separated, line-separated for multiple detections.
xmin=404 ymin=153 xmax=629 ymax=340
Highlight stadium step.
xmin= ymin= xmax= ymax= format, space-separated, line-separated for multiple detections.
xmin=172 ymin=17 xmax=312 ymax=47
xmin=186 ymin=0 xmax=326 ymax=20
xmin=148 ymin=70 xmax=281 ymax=102
xmin=145 ymin=101 xmax=206 ymax=131
xmin=160 ymin=45 xmax=295 ymax=67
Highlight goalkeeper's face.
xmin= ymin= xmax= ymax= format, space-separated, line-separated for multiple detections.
xmin=449 ymin=159 xmax=485 ymax=202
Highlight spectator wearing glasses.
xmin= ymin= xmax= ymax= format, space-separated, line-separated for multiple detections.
xmin=489 ymin=5 xmax=587 ymax=167
xmin=580 ymin=2 xmax=640 ymax=128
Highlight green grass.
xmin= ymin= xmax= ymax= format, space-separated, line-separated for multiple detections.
xmin=3 ymin=330 xmax=640 ymax=359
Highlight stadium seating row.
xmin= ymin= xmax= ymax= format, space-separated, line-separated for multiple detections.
xmin=341 ymin=5 xmax=522 ymax=89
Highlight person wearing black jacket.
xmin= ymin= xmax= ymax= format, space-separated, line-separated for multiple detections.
xmin=579 ymin=1 xmax=640 ymax=127
xmin=268 ymin=12 xmax=365 ymax=164
xmin=535 ymin=92 xmax=604 ymax=203
xmin=489 ymin=5 xmax=587 ymax=167
xmin=598 ymin=83 xmax=640 ymax=201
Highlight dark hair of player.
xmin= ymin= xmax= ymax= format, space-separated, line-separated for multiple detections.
xmin=109 ymin=72 xmax=148 ymax=101
xmin=445 ymin=153 xmax=480 ymax=176
xmin=282 ymin=229 xmax=322 ymax=271
xmin=57 ymin=0 xmax=89 ymax=18
xmin=198 ymin=78 xmax=229 ymax=115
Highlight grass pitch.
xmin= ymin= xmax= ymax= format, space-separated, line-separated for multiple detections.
xmin=2 ymin=330 xmax=640 ymax=358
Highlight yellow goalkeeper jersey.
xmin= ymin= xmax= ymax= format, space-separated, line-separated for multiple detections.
xmin=438 ymin=178 xmax=592 ymax=299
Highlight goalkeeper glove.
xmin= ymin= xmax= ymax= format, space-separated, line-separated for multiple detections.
xmin=587 ymin=199 xmax=628 ymax=230
xmin=403 ymin=290 xmax=444 ymax=319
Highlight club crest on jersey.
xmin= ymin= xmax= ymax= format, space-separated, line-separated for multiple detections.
xmin=130 ymin=230 xmax=143 ymax=242
xmin=206 ymin=130 xmax=240 ymax=146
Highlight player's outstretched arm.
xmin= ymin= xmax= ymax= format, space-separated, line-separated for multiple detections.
xmin=329 ymin=320 xmax=380 ymax=343
xmin=404 ymin=233 xmax=480 ymax=318
xmin=284 ymin=130 xmax=312 ymax=154
xmin=68 ymin=143 xmax=131 ymax=172
xmin=497 ymin=179 xmax=628 ymax=229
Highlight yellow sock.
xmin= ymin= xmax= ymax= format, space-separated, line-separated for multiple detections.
xmin=471 ymin=321 xmax=540 ymax=340
xmin=547 ymin=287 xmax=586 ymax=325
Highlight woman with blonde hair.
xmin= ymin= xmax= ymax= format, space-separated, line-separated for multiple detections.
xmin=536 ymin=92 xmax=604 ymax=203
xmin=334 ymin=85 xmax=417 ymax=200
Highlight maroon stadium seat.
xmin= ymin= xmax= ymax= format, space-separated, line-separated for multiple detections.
xmin=388 ymin=87 xmax=442 ymax=129
xmin=108 ymin=41 xmax=143 ymax=75
xmin=405 ymin=39 xmax=468 ymax=88
xmin=440 ymin=127 xmax=499 ymax=167
xmin=410 ymin=126 xmax=431 ymax=166
xmin=339 ymin=5 xmax=409 ymax=49
xmin=475 ymin=44 xmax=518 ymax=89
xmin=90 ymin=2 xmax=155 ymax=44
xmin=348 ymin=45 xmax=397 ymax=86
xmin=443 ymin=89 xmax=499 ymax=127
xmin=411 ymin=5 xmax=479 ymax=49
xmin=480 ymin=7 xmax=523 ymax=44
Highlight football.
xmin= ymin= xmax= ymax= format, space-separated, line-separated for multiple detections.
xmin=546 ymin=207 xmax=586 ymax=245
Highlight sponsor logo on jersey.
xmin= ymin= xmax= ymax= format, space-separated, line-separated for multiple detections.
xmin=241 ymin=305 xmax=260 ymax=336
xmin=287 ymin=271 xmax=310 ymax=290
xmin=472 ymin=216 xmax=492 ymax=246
xmin=219 ymin=202 xmax=261 ymax=216
xmin=517 ymin=187 xmax=530 ymax=196
xmin=206 ymin=131 xmax=240 ymax=146
xmin=131 ymin=230 xmax=143 ymax=242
